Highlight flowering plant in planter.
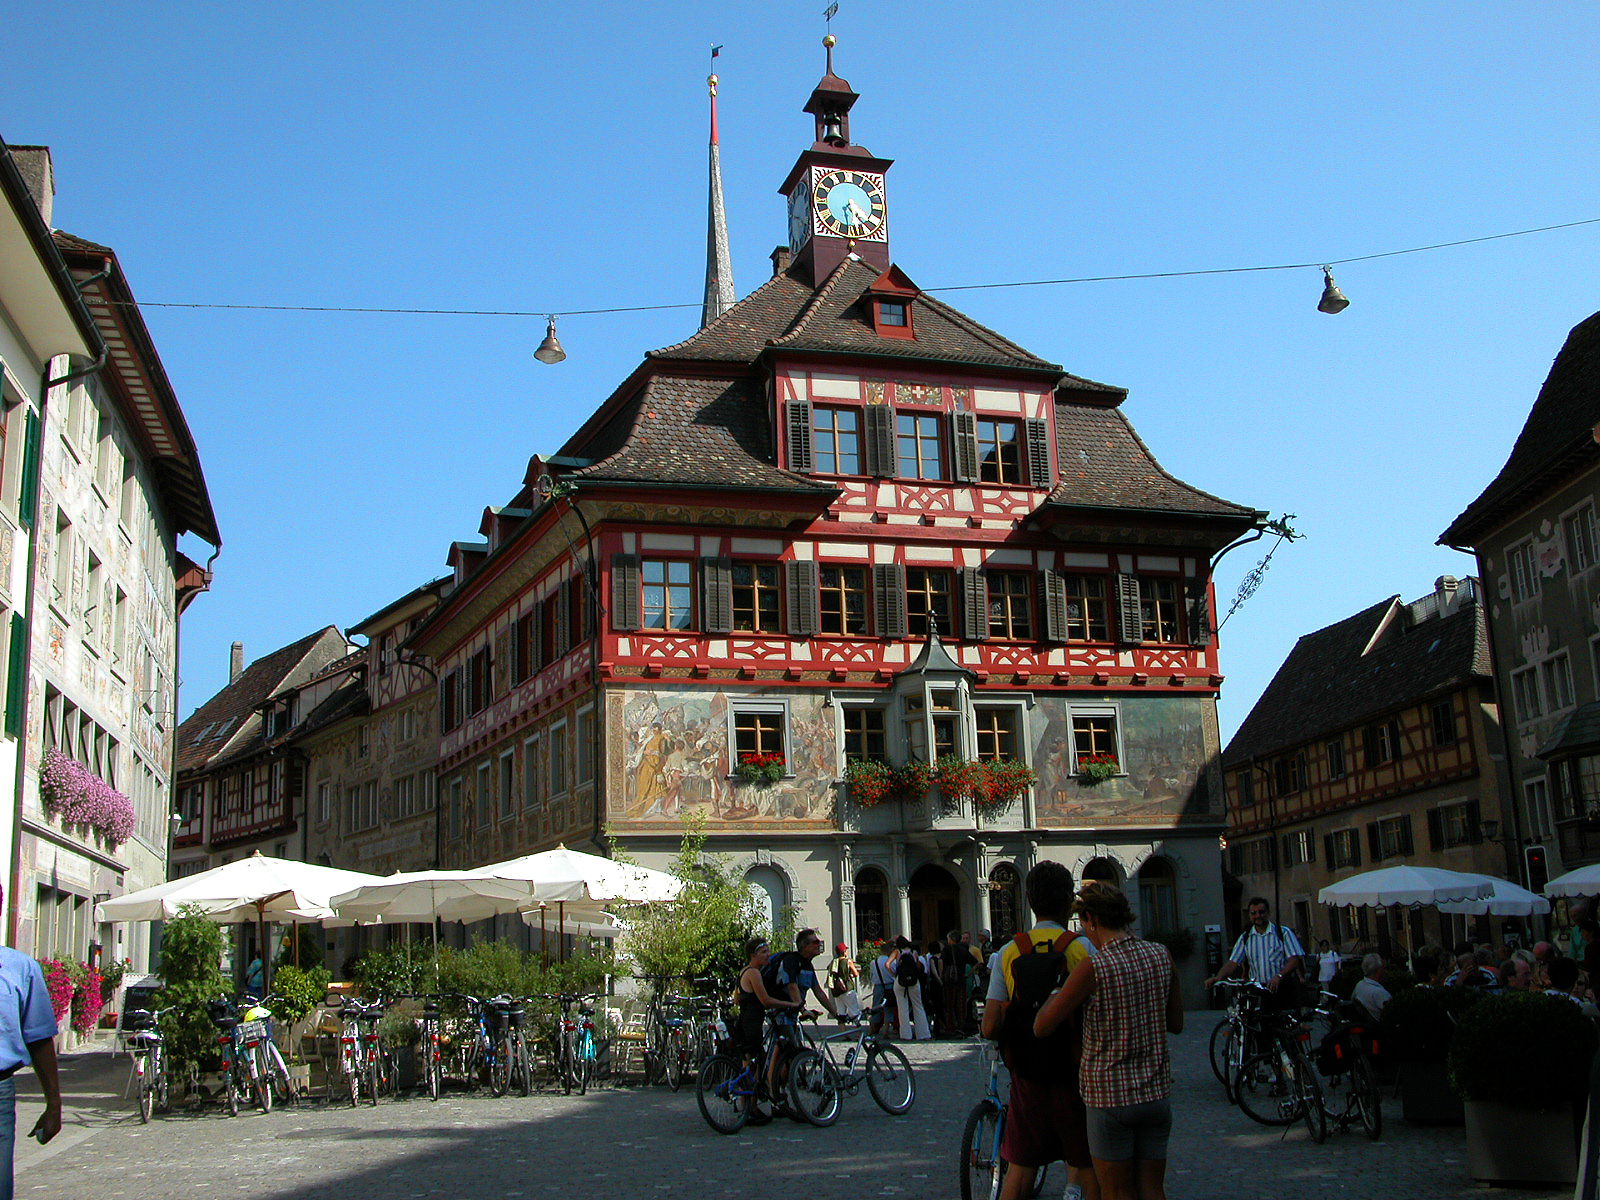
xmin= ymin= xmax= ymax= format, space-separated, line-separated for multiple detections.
xmin=735 ymin=751 xmax=786 ymax=784
xmin=1076 ymin=752 xmax=1120 ymax=785
xmin=844 ymin=758 xmax=894 ymax=807
xmin=38 ymin=959 xmax=73 ymax=1023
xmin=891 ymin=761 xmax=935 ymax=801
xmin=934 ymin=755 xmax=985 ymax=804
xmin=39 ymin=748 xmax=137 ymax=844
xmin=67 ymin=961 xmax=104 ymax=1035
xmin=978 ymin=759 xmax=1038 ymax=809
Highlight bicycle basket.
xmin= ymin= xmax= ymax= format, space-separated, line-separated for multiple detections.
xmin=486 ymin=1003 xmax=510 ymax=1035
xmin=238 ymin=1019 xmax=270 ymax=1044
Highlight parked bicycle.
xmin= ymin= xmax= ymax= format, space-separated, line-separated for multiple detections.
xmin=1307 ymin=989 xmax=1382 ymax=1139
xmin=206 ymin=996 xmax=260 ymax=1116
xmin=1234 ymin=998 xmax=1328 ymax=1141
xmin=486 ymin=995 xmax=531 ymax=1098
xmin=124 ymin=1006 xmax=174 ymax=1123
xmin=338 ymin=995 xmax=388 ymax=1107
xmin=447 ymin=994 xmax=505 ymax=1096
xmin=543 ymin=993 xmax=599 ymax=1095
xmin=240 ymin=993 xmax=297 ymax=1109
xmin=640 ymin=977 xmax=694 ymax=1090
xmin=798 ymin=1004 xmax=914 ymax=1116
xmin=1208 ymin=978 xmax=1272 ymax=1103
xmin=960 ymin=1041 xmax=1047 ymax=1200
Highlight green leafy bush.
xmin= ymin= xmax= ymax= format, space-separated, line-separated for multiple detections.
xmin=267 ymin=965 xmax=332 ymax=1024
xmin=352 ymin=945 xmax=431 ymax=999
xmin=1381 ymin=984 xmax=1483 ymax=1062
xmin=153 ymin=906 xmax=227 ymax=1076
xmin=1447 ymin=990 xmax=1598 ymax=1109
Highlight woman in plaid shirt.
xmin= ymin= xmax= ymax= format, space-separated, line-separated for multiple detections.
xmin=1034 ymin=882 xmax=1185 ymax=1200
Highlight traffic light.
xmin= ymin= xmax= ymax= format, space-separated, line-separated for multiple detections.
xmin=1525 ymin=845 xmax=1549 ymax=894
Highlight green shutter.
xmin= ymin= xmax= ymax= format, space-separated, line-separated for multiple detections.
xmin=17 ymin=409 xmax=40 ymax=530
xmin=4 ymin=613 xmax=24 ymax=738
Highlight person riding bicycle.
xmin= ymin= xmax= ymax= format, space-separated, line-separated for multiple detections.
xmin=1204 ymin=897 xmax=1304 ymax=1008
xmin=736 ymin=937 xmax=800 ymax=1125
xmin=763 ymin=930 xmax=840 ymax=1097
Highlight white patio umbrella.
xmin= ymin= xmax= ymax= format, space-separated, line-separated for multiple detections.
xmin=1437 ymin=876 xmax=1552 ymax=917
xmin=1543 ymin=863 xmax=1600 ymax=899
xmin=1318 ymin=865 xmax=1494 ymax=908
xmin=95 ymin=853 xmax=383 ymax=993
xmin=477 ymin=844 xmax=684 ymax=905
xmin=330 ymin=869 xmax=537 ymax=925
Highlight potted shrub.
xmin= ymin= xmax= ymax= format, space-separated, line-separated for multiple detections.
xmin=1447 ymin=990 xmax=1597 ymax=1185
xmin=1380 ymin=985 xmax=1482 ymax=1122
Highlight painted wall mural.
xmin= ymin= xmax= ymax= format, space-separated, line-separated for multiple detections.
xmin=610 ymin=687 xmax=837 ymax=829
xmin=1033 ymin=696 xmax=1218 ymax=827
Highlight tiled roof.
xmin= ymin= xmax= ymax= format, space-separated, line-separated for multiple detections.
xmin=572 ymin=375 xmax=835 ymax=492
xmin=650 ymin=258 xmax=1091 ymax=376
xmin=176 ymin=627 xmax=347 ymax=774
xmin=1046 ymin=404 xmax=1259 ymax=518
xmin=1222 ymin=591 xmax=1490 ymax=765
xmin=1442 ymin=310 xmax=1600 ymax=545
xmin=290 ymin=676 xmax=369 ymax=741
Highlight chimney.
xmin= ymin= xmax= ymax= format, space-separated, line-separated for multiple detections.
xmin=230 ymin=641 xmax=244 ymax=682
xmin=1433 ymin=575 xmax=1460 ymax=616
xmin=770 ymin=245 xmax=791 ymax=277
xmin=9 ymin=146 xmax=54 ymax=228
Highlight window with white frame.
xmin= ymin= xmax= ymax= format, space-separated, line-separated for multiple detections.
xmin=1430 ymin=700 xmax=1458 ymax=746
xmin=1328 ymin=828 xmax=1361 ymax=869
xmin=1513 ymin=666 xmax=1542 ymax=723
xmin=840 ymin=703 xmax=888 ymax=763
xmin=499 ymin=752 xmax=515 ymax=819
xmin=1325 ymin=738 xmax=1347 ymax=781
xmin=1507 ymin=540 xmax=1538 ymax=602
xmin=730 ymin=701 xmax=789 ymax=774
xmin=1566 ymin=502 xmax=1598 ymax=574
xmin=1525 ymin=778 xmax=1554 ymax=842
xmin=973 ymin=703 xmax=1025 ymax=762
xmin=1544 ymin=653 xmax=1575 ymax=713
xmin=1069 ymin=707 xmax=1121 ymax=772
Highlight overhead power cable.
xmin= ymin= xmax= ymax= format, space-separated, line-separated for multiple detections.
xmin=80 ymin=214 xmax=1600 ymax=320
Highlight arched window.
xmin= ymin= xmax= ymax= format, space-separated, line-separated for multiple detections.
xmin=745 ymin=866 xmax=787 ymax=934
xmin=988 ymin=863 xmax=1021 ymax=943
xmin=854 ymin=867 xmax=887 ymax=947
xmin=1138 ymin=857 xmax=1177 ymax=935
xmin=1082 ymin=857 xmax=1121 ymax=886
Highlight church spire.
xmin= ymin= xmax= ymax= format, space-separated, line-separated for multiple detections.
xmin=701 ymin=51 xmax=736 ymax=329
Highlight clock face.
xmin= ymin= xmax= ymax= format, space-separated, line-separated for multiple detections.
xmin=811 ymin=168 xmax=886 ymax=240
xmin=788 ymin=187 xmax=811 ymax=253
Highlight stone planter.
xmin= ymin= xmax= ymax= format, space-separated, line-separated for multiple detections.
xmin=1398 ymin=1060 xmax=1463 ymax=1125
xmin=1463 ymin=1099 xmax=1577 ymax=1186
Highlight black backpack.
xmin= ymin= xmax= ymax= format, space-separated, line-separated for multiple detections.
xmin=895 ymin=951 xmax=923 ymax=988
xmin=760 ymin=950 xmax=805 ymax=1000
xmin=1000 ymin=930 xmax=1081 ymax=1081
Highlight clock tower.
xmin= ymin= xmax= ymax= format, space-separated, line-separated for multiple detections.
xmin=778 ymin=36 xmax=894 ymax=287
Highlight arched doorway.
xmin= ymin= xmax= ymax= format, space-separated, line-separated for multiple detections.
xmin=1137 ymin=857 xmax=1176 ymax=935
xmin=745 ymin=865 xmax=787 ymax=934
xmin=988 ymin=863 xmax=1022 ymax=943
xmin=1082 ymin=856 xmax=1121 ymax=886
xmin=854 ymin=867 xmax=888 ymax=947
xmin=908 ymin=863 xmax=960 ymax=947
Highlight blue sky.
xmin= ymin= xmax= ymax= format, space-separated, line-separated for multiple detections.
xmin=6 ymin=4 xmax=1600 ymax=742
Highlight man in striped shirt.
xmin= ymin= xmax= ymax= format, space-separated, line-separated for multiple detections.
xmin=1204 ymin=897 xmax=1304 ymax=999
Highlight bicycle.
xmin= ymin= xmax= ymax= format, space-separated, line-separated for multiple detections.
xmin=695 ymin=1012 xmax=811 ymax=1134
xmin=1306 ymin=990 xmax=1382 ymax=1140
xmin=401 ymin=994 xmax=445 ymax=1101
xmin=240 ymin=994 xmax=298 ymax=1109
xmin=800 ymin=1004 xmax=915 ymax=1115
xmin=449 ymin=994 xmax=504 ymax=1095
xmin=960 ymin=1041 xmax=1048 ymax=1200
xmin=543 ymin=993 xmax=599 ymax=1095
xmin=640 ymin=978 xmax=694 ymax=1090
xmin=1234 ymin=1001 xmax=1328 ymax=1142
xmin=206 ymin=996 xmax=252 ymax=1117
xmin=124 ymin=1006 xmax=174 ymax=1123
xmin=486 ymin=995 xmax=531 ymax=1098
xmin=1208 ymin=978 xmax=1271 ymax=1103
xmin=339 ymin=996 xmax=387 ymax=1106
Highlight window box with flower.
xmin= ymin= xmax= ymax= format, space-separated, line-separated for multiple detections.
xmin=735 ymin=751 xmax=786 ymax=785
xmin=1077 ymin=752 xmax=1120 ymax=786
xmin=39 ymin=747 xmax=137 ymax=845
xmin=844 ymin=758 xmax=894 ymax=807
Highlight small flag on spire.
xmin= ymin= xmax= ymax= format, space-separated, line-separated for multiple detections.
xmin=823 ymin=3 xmax=838 ymax=21
xmin=711 ymin=44 xmax=722 ymax=57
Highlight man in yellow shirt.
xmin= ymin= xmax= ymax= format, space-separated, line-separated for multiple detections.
xmin=980 ymin=862 xmax=1098 ymax=1200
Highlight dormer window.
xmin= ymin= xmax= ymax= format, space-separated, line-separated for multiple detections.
xmin=878 ymin=300 xmax=907 ymax=327
xmin=866 ymin=265 xmax=920 ymax=341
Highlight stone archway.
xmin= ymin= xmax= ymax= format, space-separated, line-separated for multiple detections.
xmin=908 ymin=863 xmax=960 ymax=948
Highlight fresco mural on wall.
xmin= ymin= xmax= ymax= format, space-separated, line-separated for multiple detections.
xmin=611 ymin=687 xmax=837 ymax=828
xmin=1034 ymin=696 xmax=1219 ymax=827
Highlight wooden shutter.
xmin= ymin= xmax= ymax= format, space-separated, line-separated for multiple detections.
xmin=1187 ymin=577 xmax=1212 ymax=647
xmin=874 ymin=562 xmax=907 ymax=639
xmin=863 ymin=404 xmax=895 ymax=476
xmin=611 ymin=554 xmax=640 ymax=631
xmin=960 ymin=568 xmax=989 ymax=641
xmin=1304 ymin=833 xmax=1316 ymax=864
xmin=1024 ymin=417 xmax=1051 ymax=487
xmin=1466 ymin=799 xmax=1483 ymax=844
xmin=1115 ymin=574 xmax=1143 ymax=644
xmin=1351 ymin=835 xmax=1362 ymax=868
xmin=786 ymin=399 xmax=813 ymax=472
xmin=1323 ymin=833 xmax=1335 ymax=866
xmin=702 ymin=557 xmax=733 ymax=634
xmin=1366 ymin=822 xmax=1382 ymax=862
xmin=1040 ymin=569 xmax=1068 ymax=642
xmin=494 ymin=629 xmax=511 ymax=694
xmin=1426 ymin=808 xmax=1443 ymax=851
xmin=787 ymin=560 xmax=819 ymax=636
xmin=1400 ymin=815 xmax=1415 ymax=856
xmin=951 ymin=410 xmax=979 ymax=482
xmin=555 ymin=584 xmax=571 ymax=657
xmin=1282 ymin=833 xmax=1294 ymax=867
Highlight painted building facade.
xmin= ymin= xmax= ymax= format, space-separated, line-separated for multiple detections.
xmin=404 ymin=54 xmax=1262 ymax=998
xmin=1220 ymin=576 xmax=1509 ymax=953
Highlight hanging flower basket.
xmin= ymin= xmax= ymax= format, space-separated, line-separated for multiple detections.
xmin=38 ymin=959 xmax=73 ymax=1024
xmin=844 ymin=758 xmax=894 ymax=807
xmin=1077 ymin=753 xmax=1120 ymax=786
xmin=891 ymin=761 xmax=935 ymax=802
xmin=736 ymin=752 xmax=786 ymax=784
xmin=978 ymin=759 xmax=1037 ymax=809
xmin=934 ymin=755 xmax=985 ymax=804
xmin=39 ymin=748 xmax=136 ymax=844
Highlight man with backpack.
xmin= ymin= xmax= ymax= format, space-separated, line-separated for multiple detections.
xmin=979 ymin=861 xmax=1098 ymax=1200
xmin=1204 ymin=896 xmax=1306 ymax=1008
xmin=891 ymin=937 xmax=932 ymax=1040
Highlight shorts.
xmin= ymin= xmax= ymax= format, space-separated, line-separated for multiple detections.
xmin=1084 ymin=1098 xmax=1172 ymax=1162
xmin=1000 ymin=1073 xmax=1092 ymax=1169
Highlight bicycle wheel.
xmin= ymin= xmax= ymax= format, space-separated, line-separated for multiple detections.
xmin=696 ymin=1053 xmax=750 ymax=1135
xmin=514 ymin=1033 xmax=532 ymax=1097
xmin=1209 ymin=1017 xmax=1238 ymax=1097
xmin=154 ymin=1050 xmax=169 ymax=1113
xmin=959 ymin=1098 xmax=1000 ymax=1200
xmin=645 ymin=1018 xmax=666 ymax=1085
xmin=1293 ymin=1040 xmax=1328 ymax=1143
xmin=1351 ymin=1053 xmax=1382 ymax=1140
xmin=135 ymin=1052 xmax=154 ymax=1123
xmin=1236 ymin=1042 xmax=1297 ymax=1126
xmin=346 ymin=1054 xmax=361 ymax=1107
xmin=364 ymin=1053 xmax=380 ymax=1106
xmin=866 ymin=1042 xmax=916 ymax=1114
xmin=489 ymin=1033 xmax=512 ymax=1097
xmin=226 ymin=1066 xmax=241 ymax=1117
xmin=786 ymin=1049 xmax=841 ymax=1127
xmin=427 ymin=1038 xmax=442 ymax=1101
xmin=665 ymin=1028 xmax=686 ymax=1092
xmin=559 ymin=1030 xmax=576 ymax=1095
xmin=254 ymin=1064 xmax=272 ymax=1113
xmin=575 ymin=1031 xmax=591 ymax=1096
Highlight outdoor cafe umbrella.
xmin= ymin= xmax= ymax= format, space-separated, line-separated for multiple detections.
xmin=1317 ymin=865 xmax=1494 ymax=908
xmin=478 ymin=844 xmax=684 ymax=905
xmin=1542 ymin=863 xmax=1600 ymax=899
xmin=1436 ymin=876 xmax=1551 ymax=917
xmin=95 ymin=852 xmax=382 ymax=993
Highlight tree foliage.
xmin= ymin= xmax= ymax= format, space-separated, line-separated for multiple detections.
xmin=153 ymin=905 xmax=228 ymax=1076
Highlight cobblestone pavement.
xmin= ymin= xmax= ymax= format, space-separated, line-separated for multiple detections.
xmin=12 ymin=1021 xmax=1569 ymax=1200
